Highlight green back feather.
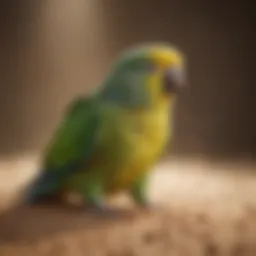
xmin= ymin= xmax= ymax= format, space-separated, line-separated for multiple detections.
xmin=25 ymin=96 xmax=102 ymax=202
xmin=44 ymin=97 xmax=100 ymax=172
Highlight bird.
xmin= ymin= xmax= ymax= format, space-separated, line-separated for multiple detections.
xmin=24 ymin=43 xmax=187 ymax=214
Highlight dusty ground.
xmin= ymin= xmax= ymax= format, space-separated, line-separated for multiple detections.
xmin=0 ymin=154 xmax=255 ymax=256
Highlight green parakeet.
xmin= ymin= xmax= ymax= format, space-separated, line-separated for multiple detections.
xmin=25 ymin=43 xmax=187 ymax=213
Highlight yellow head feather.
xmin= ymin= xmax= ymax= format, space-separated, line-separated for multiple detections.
xmin=146 ymin=45 xmax=185 ymax=105
xmin=150 ymin=45 xmax=185 ymax=68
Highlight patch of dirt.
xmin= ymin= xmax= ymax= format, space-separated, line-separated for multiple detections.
xmin=0 ymin=155 xmax=255 ymax=255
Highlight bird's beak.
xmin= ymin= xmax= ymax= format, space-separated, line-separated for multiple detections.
xmin=163 ymin=66 xmax=187 ymax=94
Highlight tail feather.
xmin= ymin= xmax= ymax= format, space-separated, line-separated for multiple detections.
xmin=24 ymin=161 xmax=84 ymax=204
xmin=24 ymin=171 xmax=61 ymax=204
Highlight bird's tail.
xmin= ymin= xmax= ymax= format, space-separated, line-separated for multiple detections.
xmin=24 ymin=161 xmax=83 ymax=204
xmin=24 ymin=171 xmax=61 ymax=204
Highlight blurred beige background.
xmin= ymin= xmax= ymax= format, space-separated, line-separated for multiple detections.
xmin=0 ymin=0 xmax=255 ymax=161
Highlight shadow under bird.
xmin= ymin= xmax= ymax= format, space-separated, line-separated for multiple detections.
xmin=24 ymin=43 xmax=187 ymax=214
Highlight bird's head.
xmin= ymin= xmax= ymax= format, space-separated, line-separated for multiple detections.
xmin=99 ymin=43 xmax=187 ymax=108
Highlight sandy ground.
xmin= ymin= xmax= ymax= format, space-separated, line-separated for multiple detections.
xmin=0 ymin=154 xmax=255 ymax=255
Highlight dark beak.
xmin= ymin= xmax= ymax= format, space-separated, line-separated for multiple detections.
xmin=163 ymin=67 xmax=186 ymax=94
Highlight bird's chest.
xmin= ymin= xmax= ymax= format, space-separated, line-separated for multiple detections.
xmin=127 ymin=111 xmax=170 ymax=159
xmin=106 ymin=108 xmax=170 ymax=189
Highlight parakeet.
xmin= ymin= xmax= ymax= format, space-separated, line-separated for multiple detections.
xmin=24 ymin=43 xmax=187 ymax=213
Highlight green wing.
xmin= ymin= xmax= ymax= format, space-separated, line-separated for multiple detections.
xmin=25 ymin=96 xmax=101 ymax=203
xmin=44 ymin=96 xmax=99 ymax=171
